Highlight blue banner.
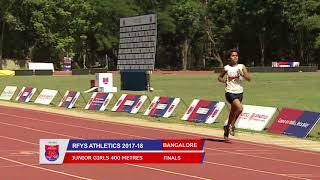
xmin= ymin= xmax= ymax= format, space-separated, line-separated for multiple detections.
xmin=284 ymin=111 xmax=320 ymax=138
xmin=66 ymin=139 xmax=205 ymax=151
xmin=67 ymin=140 xmax=162 ymax=151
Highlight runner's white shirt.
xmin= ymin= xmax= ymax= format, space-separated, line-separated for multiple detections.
xmin=224 ymin=64 xmax=244 ymax=94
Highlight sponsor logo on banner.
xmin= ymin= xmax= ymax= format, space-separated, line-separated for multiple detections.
xmin=103 ymin=77 xmax=109 ymax=85
xmin=34 ymin=89 xmax=58 ymax=105
xmin=15 ymin=87 xmax=37 ymax=102
xmin=135 ymin=101 xmax=143 ymax=110
xmin=58 ymin=91 xmax=80 ymax=109
xmin=226 ymin=105 xmax=277 ymax=131
xmin=196 ymin=108 xmax=209 ymax=115
xmin=268 ymin=108 xmax=320 ymax=138
xmin=182 ymin=99 xmax=225 ymax=124
xmin=85 ymin=92 xmax=113 ymax=111
xmin=124 ymin=100 xmax=134 ymax=106
xmin=0 ymin=86 xmax=17 ymax=100
xmin=156 ymin=103 xmax=167 ymax=110
xmin=144 ymin=96 xmax=180 ymax=118
xmin=167 ymin=105 xmax=175 ymax=113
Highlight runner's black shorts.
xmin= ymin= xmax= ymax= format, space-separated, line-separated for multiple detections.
xmin=225 ymin=92 xmax=243 ymax=104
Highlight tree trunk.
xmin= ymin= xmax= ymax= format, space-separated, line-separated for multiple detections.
xmin=202 ymin=0 xmax=224 ymax=68
xmin=181 ymin=39 xmax=189 ymax=70
xmin=258 ymin=33 xmax=265 ymax=66
xmin=0 ymin=21 xmax=5 ymax=61
xmin=214 ymin=54 xmax=223 ymax=67
xmin=298 ymin=30 xmax=305 ymax=64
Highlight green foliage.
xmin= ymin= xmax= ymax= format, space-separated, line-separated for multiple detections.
xmin=0 ymin=0 xmax=320 ymax=69
xmin=304 ymin=15 xmax=320 ymax=48
xmin=171 ymin=0 xmax=204 ymax=38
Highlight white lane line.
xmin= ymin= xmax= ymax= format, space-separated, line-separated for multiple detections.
xmin=235 ymin=149 xmax=272 ymax=152
xmin=0 ymin=113 xmax=149 ymax=139
xmin=3 ymin=108 xmax=319 ymax=155
xmin=0 ymin=121 xmax=81 ymax=139
xmin=0 ymin=135 xmax=38 ymax=145
xmin=0 ymin=156 xmax=94 ymax=180
xmin=204 ymin=161 xmax=312 ymax=180
xmin=0 ymin=164 xmax=38 ymax=168
xmin=0 ymin=127 xmax=316 ymax=180
xmin=1 ymin=112 xmax=319 ymax=169
xmin=206 ymin=147 xmax=320 ymax=168
xmin=125 ymin=163 xmax=212 ymax=180
xmin=280 ymin=174 xmax=313 ymax=178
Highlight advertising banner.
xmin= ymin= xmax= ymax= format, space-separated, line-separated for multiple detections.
xmin=58 ymin=91 xmax=80 ymax=109
xmin=268 ymin=108 xmax=320 ymax=138
xmin=182 ymin=100 xmax=225 ymax=124
xmin=228 ymin=105 xmax=277 ymax=131
xmin=112 ymin=94 xmax=147 ymax=114
xmin=34 ymin=89 xmax=58 ymax=105
xmin=0 ymin=86 xmax=17 ymax=100
xmin=85 ymin=92 xmax=113 ymax=111
xmin=144 ymin=96 xmax=180 ymax=118
xmin=272 ymin=61 xmax=300 ymax=67
xmin=15 ymin=87 xmax=37 ymax=102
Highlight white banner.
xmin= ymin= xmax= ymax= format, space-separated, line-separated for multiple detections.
xmin=34 ymin=89 xmax=58 ymax=105
xmin=0 ymin=86 xmax=17 ymax=100
xmin=28 ymin=62 xmax=54 ymax=72
xmin=226 ymin=105 xmax=277 ymax=131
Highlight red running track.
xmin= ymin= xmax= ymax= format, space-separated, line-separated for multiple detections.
xmin=0 ymin=105 xmax=319 ymax=180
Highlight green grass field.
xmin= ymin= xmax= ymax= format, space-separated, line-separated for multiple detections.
xmin=0 ymin=72 xmax=319 ymax=139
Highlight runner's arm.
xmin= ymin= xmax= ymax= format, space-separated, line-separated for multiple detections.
xmin=241 ymin=65 xmax=251 ymax=81
xmin=218 ymin=70 xmax=227 ymax=83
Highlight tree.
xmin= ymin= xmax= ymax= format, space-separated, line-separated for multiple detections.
xmin=0 ymin=0 xmax=15 ymax=60
xmin=282 ymin=0 xmax=320 ymax=64
xmin=171 ymin=0 xmax=204 ymax=70
xmin=204 ymin=0 xmax=239 ymax=67
xmin=25 ymin=0 xmax=94 ymax=68
xmin=88 ymin=0 xmax=139 ymax=69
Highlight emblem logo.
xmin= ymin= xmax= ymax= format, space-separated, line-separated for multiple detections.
xmin=45 ymin=145 xmax=59 ymax=161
